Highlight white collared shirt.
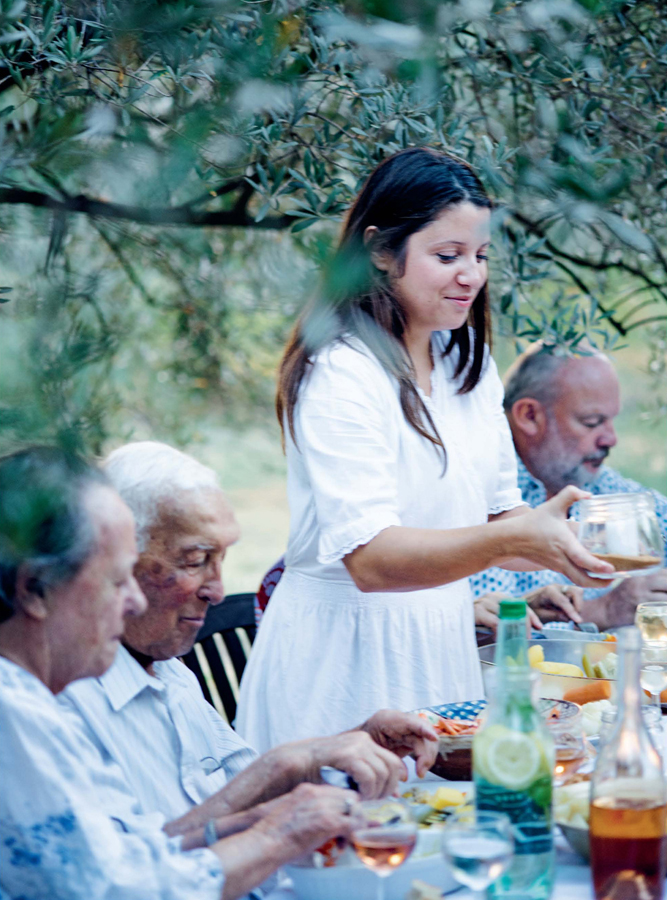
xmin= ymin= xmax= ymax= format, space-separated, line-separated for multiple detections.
xmin=0 ymin=657 xmax=224 ymax=900
xmin=60 ymin=646 xmax=258 ymax=822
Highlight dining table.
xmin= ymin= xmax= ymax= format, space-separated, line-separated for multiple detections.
xmin=269 ymin=819 xmax=594 ymax=900
xmin=270 ymin=714 xmax=667 ymax=900
xmin=269 ymin=768 xmax=597 ymax=900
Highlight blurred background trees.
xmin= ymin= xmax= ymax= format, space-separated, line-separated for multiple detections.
xmin=1 ymin=0 xmax=666 ymax=583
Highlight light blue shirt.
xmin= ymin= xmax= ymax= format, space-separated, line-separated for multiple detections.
xmin=469 ymin=459 xmax=667 ymax=601
xmin=0 ymin=657 xmax=224 ymax=900
xmin=60 ymin=646 xmax=258 ymax=821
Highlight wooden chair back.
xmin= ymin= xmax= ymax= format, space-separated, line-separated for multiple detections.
xmin=181 ymin=592 xmax=257 ymax=724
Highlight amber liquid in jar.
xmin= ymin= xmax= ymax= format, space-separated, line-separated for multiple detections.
xmin=590 ymin=797 xmax=667 ymax=900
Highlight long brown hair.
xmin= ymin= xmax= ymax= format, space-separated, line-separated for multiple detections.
xmin=277 ymin=148 xmax=492 ymax=462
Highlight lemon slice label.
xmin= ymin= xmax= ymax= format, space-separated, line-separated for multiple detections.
xmin=474 ymin=727 xmax=553 ymax=857
xmin=476 ymin=779 xmax=553 ymax=856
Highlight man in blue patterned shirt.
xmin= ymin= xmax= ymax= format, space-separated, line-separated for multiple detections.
xmin=470 ymin=343 xmax=667 ymax=630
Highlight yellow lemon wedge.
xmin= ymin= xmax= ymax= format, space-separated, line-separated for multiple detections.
xmin=535 ymin=661 xmax=585 ymax=678
xmin=478 ymin=729 xmax=542 ymax=791
xmin=528 ymin=645 xmax=545 ymax=668
xmin=431 ymin=787 xmax=466 ymax=810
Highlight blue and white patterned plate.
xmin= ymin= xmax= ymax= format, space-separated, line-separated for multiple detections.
xmin=416 ymin=699 xmax=487 ymax=722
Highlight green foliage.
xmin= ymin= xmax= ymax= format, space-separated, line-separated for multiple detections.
xmin=1 ymin=0 xmax=666 ymax=451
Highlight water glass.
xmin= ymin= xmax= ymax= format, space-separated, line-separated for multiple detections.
xmin=641 ymin=641 xmax=667 ymax=708
xmin=441 ymin=808 xmax=514 ymax=900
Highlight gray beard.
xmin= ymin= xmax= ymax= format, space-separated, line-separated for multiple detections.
xmin=532 ymin=438 xmax=606 ymax=496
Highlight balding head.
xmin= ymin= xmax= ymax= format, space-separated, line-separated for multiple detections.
xmin=504 ymin=343 xmax=620 ymax=497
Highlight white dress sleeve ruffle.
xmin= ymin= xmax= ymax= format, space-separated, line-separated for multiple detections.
xmin=295 ymin=341 xmax=403 ymax=565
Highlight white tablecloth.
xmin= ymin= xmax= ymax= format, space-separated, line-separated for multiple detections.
xmin=268 ymin=826 xmax=593 ymax=900
xmin=449 ymin=832 xmax=594 ymax=900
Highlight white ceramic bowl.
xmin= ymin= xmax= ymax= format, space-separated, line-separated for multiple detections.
xmin=285 ymin=834 xmax=459 ymax=900
xmin=285 ymin=780 xmax=464 ymax=900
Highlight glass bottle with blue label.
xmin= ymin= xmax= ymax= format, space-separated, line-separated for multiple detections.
xmin=473 ymin=599 xmax=555 ymax=900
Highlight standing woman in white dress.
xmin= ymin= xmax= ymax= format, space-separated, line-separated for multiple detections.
xmin=236 ymin=148 xmax=613 ymax=753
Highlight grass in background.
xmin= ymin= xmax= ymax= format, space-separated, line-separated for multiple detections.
xmin=199 ymin=332 xmax=666 ymax=596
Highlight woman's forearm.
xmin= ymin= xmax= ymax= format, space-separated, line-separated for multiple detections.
xmin=344 ymin=489 xmax=614 ymax=592
xmin=344 ymin=520 xmax=527 ymax=592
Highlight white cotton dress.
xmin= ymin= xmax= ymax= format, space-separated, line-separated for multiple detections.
xmin=235 ymin=332 xmax=524 ymax=753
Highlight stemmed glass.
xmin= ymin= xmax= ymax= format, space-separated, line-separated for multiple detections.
xmin=636 ymin=602 xmax=667 ymax=643
xmin=640 ymin=640 xmax=667 ymax=709
xmin=350 ymin=797 xmax=417 ymax=900
xmin=441 ymin=808 xmax=514 ymax=900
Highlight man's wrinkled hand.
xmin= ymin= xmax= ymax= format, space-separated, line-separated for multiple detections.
xmin=253 ymin=784 xmax=362 ymax=860
xmin=474 ymin=593 xmax=541 ymax=633
xmin=525 ymin=584 xmax=584 ymax=624
xmin=604 ymin=569 xmax=667 ymax=626
xmin=306 ymin=730 xmax=407 ymax=798
xmin=359 ymin=709 xmax=438 ymax=778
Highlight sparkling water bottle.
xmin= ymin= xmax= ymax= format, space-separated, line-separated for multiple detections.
xmin=474 ymin=600 xmax=555 ymax=900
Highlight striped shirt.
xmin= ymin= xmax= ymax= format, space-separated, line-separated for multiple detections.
xmin=60 ymin=646 xmax=257 ymax=822
xmin=469 ymin=458 xmax=667 ymax=601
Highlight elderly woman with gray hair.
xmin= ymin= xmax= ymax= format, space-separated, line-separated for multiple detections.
xmin=0 ymin=446 xmax=361 ymax=900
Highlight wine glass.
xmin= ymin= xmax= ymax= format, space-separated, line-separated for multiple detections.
xmin=350 ymin=797 xmax=417 ymax=900
xmin=578 ymin=493 xmax=663 ymax=579
xmin=441 ymin=808 xmax=514 ymax=900
xmin=640 ymin=641 xmax=667 ymax=709
xmin=636 ymin=602 xmax=667 ymax=643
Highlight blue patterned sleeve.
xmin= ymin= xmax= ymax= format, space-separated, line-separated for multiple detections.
xmin=0 ymin=665 xmax=225 ymax=900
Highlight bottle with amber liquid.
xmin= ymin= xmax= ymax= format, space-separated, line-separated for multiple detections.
xmin=590 ymin=626 xmax=667 ymax=900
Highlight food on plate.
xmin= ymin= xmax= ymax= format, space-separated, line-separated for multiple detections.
xmin=580 ymin=699 xmax=614 ymax=737
xmin=563 ymin=680 xmax=612 ymax=706
xmin=407 ymin=880 xmax=443 ymax=900
xmin=419 ymin=713 xmax=480 ymax=736
xmin=401 ymin=786 xmax=470 ymax=827
xmin=581 ymin=652 xmax=618 ymax=680
xmin=528 ymin=647 xmax=585 ymax=678
xmin=417 ymin=709 xmax=482 ymax=780
xmin=528 ymin=645 xmax=544 ymax=667
xmin=534 ymin=661 xmax=585 ymax=677
xmin=314 ymin=838 xmax=347 ymax=868
xmin=554 ymin=780 xmax=591 ymax=830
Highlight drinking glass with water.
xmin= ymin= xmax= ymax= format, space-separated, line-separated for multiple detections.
xmin=441 ymin=809 xmax=514 ymax=900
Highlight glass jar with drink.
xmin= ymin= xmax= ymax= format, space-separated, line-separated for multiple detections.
xmin=589 ymin=626 xmax=667 ymax=900
xmin=578 ymin=493 xmax=663 ymax=579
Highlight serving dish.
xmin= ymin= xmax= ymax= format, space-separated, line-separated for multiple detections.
xmin=285 ymin=779 xmax=464 ymax=900
xmin=479 ymin=639 xmax=617 ymax=703
xmin=559 ymin=822 xmax=590 ymax=862
xmin=415 ymin=700 xmax=485 ymax=780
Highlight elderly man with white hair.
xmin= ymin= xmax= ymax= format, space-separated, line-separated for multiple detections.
xmin=0 ymin=446 xmax=361 ymax=900
xmin=61 ymin=441 xmax=438 ymax=841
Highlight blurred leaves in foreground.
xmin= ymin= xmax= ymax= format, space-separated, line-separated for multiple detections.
xmin=0 ymin=0 xmax=666 ymax=453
